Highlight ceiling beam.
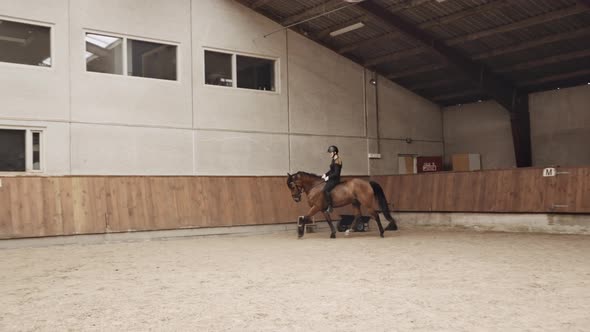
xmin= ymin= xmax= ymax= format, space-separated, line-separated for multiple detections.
xmin=384 ymin=26 xmax=590 ymax=78
xmin=445 ymin=4 xmax=587 ymax=46
xmin=406 ymin=49 xmax=590 ymax=87
xmin=338 ymin=31 xmax=403 ymax=54
xmin=358 ymin=1 xmax=520 ymax=111
xmin=281 ymin=0 xmax=344 ymax=26
xmin=388 ymin=63 xmax=448 ymax=79
xmin=473 ymin=26 xmax=590 ymax=60
xmin=407 ymin=78 xmax=466 ymax=91
xmin=519 ymin=69 xmax=590 ymax=87
xmin=358 ymin=0 xmax=533 ymax=167
xmin=365 ymin=3 xmax=587 ymax=66
xmin=250 ymin=0 xmax=273 ymax=9
xmin=337 ymin=0 xmax=510 ymax=54
xmin=365 ymin=46 xmax=428 ymax=66
xmin=431 ymin=89 xmax=482 ymax=102
xmin=315 ymin=14 xmax=371 ymax=40
xmin=313 ymin=0 xmax=433 ymax=41
xmin=497 ymin=49 xmax=590 ymax=73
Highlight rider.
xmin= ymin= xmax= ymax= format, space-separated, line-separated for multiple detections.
xmin=322 ymin=145 xmax=342 ymax=213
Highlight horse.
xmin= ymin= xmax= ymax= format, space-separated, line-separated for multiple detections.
xmin=286 ymin=172 xmax=398 ymax=239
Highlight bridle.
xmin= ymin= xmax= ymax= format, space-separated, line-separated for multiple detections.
xmin=288 ymin=180 xmax=304 ymax=201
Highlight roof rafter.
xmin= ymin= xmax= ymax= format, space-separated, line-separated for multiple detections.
xmin=337 ymin=0 xmax=510 ymax=54
xmin=497 ymin=49 xmax=590 ymax=73
xmin=250 ymin=0 xmax=273 ymax=9
xmin=313 ymin=0 xmax=433 ymax=41
xmin=358 ymin=0 xmax=532 ymax=167
xmin=365 ymin=3 xmax=587 ymax=66
xmin=357 ymin=0 xmax=520 ymax=111
xmin=519 ymin=69 xmax=590 ymax=87
xmin=281 ymin=0 xmax=344 ymax=27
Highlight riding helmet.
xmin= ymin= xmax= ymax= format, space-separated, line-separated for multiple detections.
xmin=327 ymin=145 xmax=339 ymax=153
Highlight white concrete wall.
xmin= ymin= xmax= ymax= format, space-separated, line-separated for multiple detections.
xmin=369 ymin=76 xmax=444 ymax=175
xmin=0 ymin=0 xmax=70 ymax=121
xmin=443 ymin=84 xmax=590 ymax=169
xmin=530 ymin=84 xmax=590 ymax=167
xmin=70 ymin=0 xmax=192 ymax=128
xmin=443 ymin=100 xmax=516 ymax=170
xmin=0 ymin=0 xmax=444 ymax=176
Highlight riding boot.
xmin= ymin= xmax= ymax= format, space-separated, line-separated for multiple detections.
xmin=324 ymin=192 xmax=333 ymax=213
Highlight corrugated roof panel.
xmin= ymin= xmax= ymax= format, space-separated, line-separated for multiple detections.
xmin=249 ymin=0 xmax=590 ymax=100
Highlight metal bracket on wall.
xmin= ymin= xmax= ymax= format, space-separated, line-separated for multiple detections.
xmin=552 ymin=204 xmax=569 ymax=209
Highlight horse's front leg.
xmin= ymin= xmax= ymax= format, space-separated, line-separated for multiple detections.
xmin=323 ymin=212 xmax=337 ymax=239
xmin=297 ymin=206 xmax=321 ymax=239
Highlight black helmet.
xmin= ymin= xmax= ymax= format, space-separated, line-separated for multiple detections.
xmin=327 ymin=145 xmax=339 ymax=153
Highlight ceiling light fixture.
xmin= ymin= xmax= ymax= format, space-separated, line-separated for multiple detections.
xmin=330 ymin=22 xmax=365 ymax=37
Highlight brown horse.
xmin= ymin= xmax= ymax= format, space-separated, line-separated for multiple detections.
xmin=287 ymin=172 xmax=398 ymax=238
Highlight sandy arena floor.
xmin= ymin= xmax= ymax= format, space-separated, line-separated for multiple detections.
xmin=1 ymin=228 xmax=589 ymax=332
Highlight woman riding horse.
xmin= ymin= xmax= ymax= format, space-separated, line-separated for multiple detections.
xmin=322 ymin=145 xmax=342 ymax=213
xmin=287 ymin=170 xmax=398 ymax=239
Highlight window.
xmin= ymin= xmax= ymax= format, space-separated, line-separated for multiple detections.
xmin=128 ymin=39 xmax=177 ymax=80
xmin=0 ymin=129 xmax=26 ymax=171
xmin=237 ymin=55 xmax=274 ymax=91
xmin=204 ymin=49 xmax=276 ymax=91
xmin=86 ymin=34 xmax=123 ymax=74
xmin=0 ymin=19 xmax=51 ymax=67
xmin=85 ymin=32 xmax=177 ymax=81
xmin=32 ymin=131 xmax=41 ymax=171
xmin=205 ymin=50 xmax=232 ymax=87
xmin=0 ymin=128 xmax=44 ymax=172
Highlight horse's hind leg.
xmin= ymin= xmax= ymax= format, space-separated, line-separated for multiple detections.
xmin=369 ymin=209 xmax=385 ymax=238
xmin=323 ymin=212 xmax=337 ymax=239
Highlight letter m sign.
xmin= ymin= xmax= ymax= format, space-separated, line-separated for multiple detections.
xmin=543 ymin=168 xmax=556 ymax=177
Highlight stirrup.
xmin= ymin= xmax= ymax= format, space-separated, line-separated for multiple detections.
xmin=324 ymin=205 xmax=333 ymax=213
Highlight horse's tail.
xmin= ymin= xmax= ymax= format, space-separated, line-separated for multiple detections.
xmin=369 ymin=181 xmax=398 ymax=231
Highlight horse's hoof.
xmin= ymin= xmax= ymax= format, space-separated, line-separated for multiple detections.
xmin=330 ymin=234 xmax=336 ymax=239
xmin=380 ymin=233 xmax=384 ymax=238
xmin=344 ymin=230 xmax=350 ymax=236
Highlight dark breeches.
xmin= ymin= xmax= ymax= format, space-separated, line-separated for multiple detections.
xmin=324 ymin=179 xmax=339 ymax=205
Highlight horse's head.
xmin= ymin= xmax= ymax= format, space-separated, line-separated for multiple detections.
xmin=287 ymin=173 xmax=303 ymax=202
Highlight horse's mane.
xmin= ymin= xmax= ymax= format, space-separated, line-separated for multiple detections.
xmin=295 ymin=171 xmax=321 ymax=179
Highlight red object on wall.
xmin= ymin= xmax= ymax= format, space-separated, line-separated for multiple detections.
xmin=416 ymin=156 xmax=443 ymax=173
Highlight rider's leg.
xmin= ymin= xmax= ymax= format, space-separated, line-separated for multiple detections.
xmin=323 ymin=181 xmax=337 ymax=213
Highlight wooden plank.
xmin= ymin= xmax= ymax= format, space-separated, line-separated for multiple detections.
xmin=11 ymin=178 xmax=44 ymax=237
xmin=574 ymin=167 xmax=590 ymax=213
xmin=66 ymin=177 xmax=108 ymax=235
xmin=40 ymin=177 xmax=64 ymax=236
xmin=2 ymin=171 xmax=590 ymax=239
xmin=0 ymin=178 xmax=14 ymax=238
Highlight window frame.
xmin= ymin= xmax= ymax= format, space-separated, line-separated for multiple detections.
xmin=203 ymin=47 xmax=279 ymax=94
xmin=84 ymin=29 xmax=179 ymax=82
xmin=0 ymin=125 xmax=45 ymax=174
xmin=0 ymin=15 xmax=54 ymax=70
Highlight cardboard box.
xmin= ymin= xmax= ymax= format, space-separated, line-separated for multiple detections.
xmin=452 ymin=154 xmax=481 ymax=171
xmin=398 ymin=156 xmax=417 ymax=174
